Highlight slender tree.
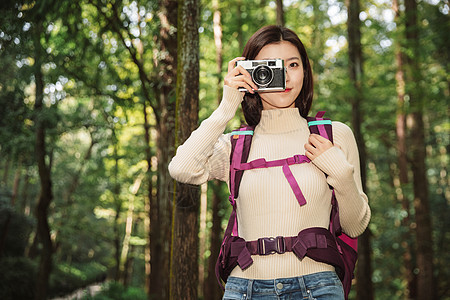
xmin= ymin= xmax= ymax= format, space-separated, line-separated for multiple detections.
xmin=310 ymin=0 xmax=326 ymax=100
xmin=203 ymin=1 xmax=225 ymax=299
xmin=236 ymin=0 xmax=244 ymax=51
xmin=393 ymin=0 xmax=417 ymax=297
xmin=33 ymin=18 xmax=55 ymax=300
xmin=142 ymin=98 xmax=153 ymax=295
xmin=170 ymin=0 xmax=200 ymax=298
xmin=276 ymin=0 xmax=285 ymax=27
xmin=345 ymin=0 xmax=373 ymax=299
xmin=149 ymin=1 xmax=178 ymax=298
xmin=404 ymin=0 xmax=434 ymax=298
xmin=111 ymin=135 xmax=122 ymax=282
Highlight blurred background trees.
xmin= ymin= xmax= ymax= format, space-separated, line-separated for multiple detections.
xmin=0 ymin=0 xmax=448 ymax=299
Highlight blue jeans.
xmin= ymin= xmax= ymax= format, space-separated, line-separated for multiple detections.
xmin=222 ymin=271 xmax=344 ymax=300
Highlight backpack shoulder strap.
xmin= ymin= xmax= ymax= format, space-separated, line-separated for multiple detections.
xmin=226 ymin=125 xmax=254 ymax=237
xmin=307 ymin=112 xmax=358 ymax=253
xmin=307 ymin=111 xmax=337 ymax=227
xmin=306 ymin=111 xmax=333 ymax=143
xmin=229 ymin=125 xmax=255 ymax=200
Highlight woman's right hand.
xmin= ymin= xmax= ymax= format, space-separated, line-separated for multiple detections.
xmin=224 ymin=57 xmax=258 ymax=94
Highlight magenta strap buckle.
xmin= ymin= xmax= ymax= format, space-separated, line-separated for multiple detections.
xmin=257 ymin=236 xmax=286 ymax=255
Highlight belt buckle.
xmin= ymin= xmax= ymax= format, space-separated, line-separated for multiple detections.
xmin=257 ymin=236 xmax=286 ymax=255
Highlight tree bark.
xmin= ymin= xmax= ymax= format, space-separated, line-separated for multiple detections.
xmin=276 ymin=0 xmax=285 ymax=27
xmin=119 ymin=175 xmax=140 ymax=284
xmin=11 ymin=160 xmax=21 ymax=206
xmin=0 ymin=160 xmax=22 ymax=258
xmin=149 ymin=0 xmax=178 ymax=298
xmin=404 ymin=0 xmax=434 ymax=298
xmin=1 ymin=158 xmax=10 ymax=186
xmin=236 ymin=0 xmax=244 ymax=52
xmin=393 ymin=0 xmax=417 ymax=297
xmin=33 ymin=20 xmax=54 ymax=300
xmin=311 ymin=0 xmax=325 ymax=99
xmin=143 ymin=98 xmax=154 ymax=296
xmin=205 ymin=181 xmax=225 ymax=300
xmin=198 ymin=184 xmax=208 ymax=298
xmin=345 ymin=0 xmax=373 ymax=299
xmin=112 ymin=139 xmax=122 ymax=282
xmin=204 ymin=3 xmax=225 ymax=299
xmin=170 ymin=0 xmax=200 ymax=298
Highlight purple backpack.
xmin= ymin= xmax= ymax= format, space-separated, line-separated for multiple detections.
xmin=215 ymin=111 xmax=358 ymax=299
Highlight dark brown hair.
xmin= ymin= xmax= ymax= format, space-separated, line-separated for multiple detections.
xmin=241 ymin=25 xmax=314 ymax=126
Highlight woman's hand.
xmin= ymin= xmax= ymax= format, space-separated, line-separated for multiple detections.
xmin=224 ymin=57 xmax=258 ymax=94
xmin=304 ymin=134 xmax=335 ymax=160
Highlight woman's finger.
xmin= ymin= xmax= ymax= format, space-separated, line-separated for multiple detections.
xmin=225 ymin=71 xmax=258 ymax=92
xmin=236 ymin=73 xmax=258 ymax=91
xmin=305 ymin=134 xmax=333 ymax=160
xmin=309 ymin=134 xmax=333 ymax=149
xmin=237 ymin=67 xmax=258 ymax=90
xmin=309 ymin=134 xmax=327 ymax=144
xmin=304 ymin=144 xmax=316 ymax=160
xmin=227 ymin=57 xmax=246 ymax=73
xmin=229 ymin=78 xmax=255 ymax=94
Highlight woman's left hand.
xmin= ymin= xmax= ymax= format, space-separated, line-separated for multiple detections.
xmin=304 ymin=134 xmax=334 ymax=160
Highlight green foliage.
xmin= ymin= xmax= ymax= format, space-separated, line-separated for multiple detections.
xmin=0 ymin=195 xmax=34 ymax=257
xmin=0 ymin=257 xmax=108 ymax=300
xmin=49 ymin=262 xmax=107 ymax=298
xmin=84 ymin=282 xmax=147 ymax=300
xmin=0 ymin=257 xmax=37 ymax=300
xmin=0 ymin=0 xmax=448 ymax=298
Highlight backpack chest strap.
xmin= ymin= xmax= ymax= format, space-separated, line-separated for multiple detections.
xmin=233 ymin=154 xmax=310 ymax=206
xmin=237 ymin=154 xmax=310 ymax=170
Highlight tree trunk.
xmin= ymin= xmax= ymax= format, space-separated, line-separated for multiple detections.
xmin=149 ymin=0 xmax=178 ymax=298
xmin=112 ymin=141 xmax=122 ymax=282
xmin=236 ymin=0 xmax=244 ymax=52
xmin=198 ymin=184 xmax=208 ymax=298
xmin=345 ymin=0 xmax=373 ymax=299
xmin=33 ymin=20 xmax=54 ymax=300
xmin=63 ymin=133 xmax=95 ymax=205
xmin=393 ymin=0 xmax=417 ymax=297
xmin=276 ymin=0 xmax=284 ymax=27
xmin=119 ymin=176 xmax=140 ymax=284
xmin=205 ymin=181 xmax=225 ymax=300
xmin=143 ymin=99 xmax=153 ymax=296
xmin=11 ymin=160 xmax=21 ymax=206
xmin=204 ymin=3 xmax=225 ymax=299
xmin=1 ymin=157 xmax=10 ymax=186
xmin=311 ymin=0 xmax=325 ymax=99
xmin=21 ymin=170 xmax=31 ymax=216
xmin=0 ymin=160 xmax=22 ymax=257
xmin=170 ymin=0 xmax=200 ymax=298
xmin=404 ymin=1 xmax=434 ymax=298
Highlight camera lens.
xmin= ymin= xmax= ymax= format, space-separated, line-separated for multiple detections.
xmin=252 ymin=65 xmax=273 ymax=87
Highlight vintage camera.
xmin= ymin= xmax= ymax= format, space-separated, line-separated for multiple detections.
xmin=236 ymin=59 xmax=286 ymax=92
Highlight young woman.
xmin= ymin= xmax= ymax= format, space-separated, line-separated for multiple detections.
xmin=169 ymin=25 xmax=370 ymax=300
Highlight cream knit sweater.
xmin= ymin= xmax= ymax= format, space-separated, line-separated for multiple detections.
xmin=169 ymin=85 xmax=371 ymax=280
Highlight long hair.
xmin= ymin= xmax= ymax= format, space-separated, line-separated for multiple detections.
xmin=241 ymin=25 xmax=314 ymax=126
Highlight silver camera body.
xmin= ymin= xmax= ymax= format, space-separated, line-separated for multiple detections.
xmin=236 ymin=59 xmax=286 ymax=92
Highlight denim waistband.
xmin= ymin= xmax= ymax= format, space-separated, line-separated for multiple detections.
xmin=223 ymin=271 xmax=344 ymax=300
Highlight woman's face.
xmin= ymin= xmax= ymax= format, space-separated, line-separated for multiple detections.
xmin=254 ymin=41 xmax=304 ymax=110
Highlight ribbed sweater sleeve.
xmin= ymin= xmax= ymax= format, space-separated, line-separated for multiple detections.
xmin=168 ymin=86 xmax=243 ymax=184
xmin=311 ymin=121 xmax=371 ymax=237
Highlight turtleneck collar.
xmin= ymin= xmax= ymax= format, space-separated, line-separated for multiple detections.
xmin=255 ymin=108 xmax=308 ymax=134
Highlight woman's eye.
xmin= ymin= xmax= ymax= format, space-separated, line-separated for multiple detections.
xmin=289 ymin=62 xmax=299 ymax=68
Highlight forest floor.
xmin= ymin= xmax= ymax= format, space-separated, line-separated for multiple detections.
xmin=50 ymin=282 xmax=103 ymax=300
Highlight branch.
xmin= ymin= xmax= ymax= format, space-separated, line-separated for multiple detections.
xmin=88 ymin=0 xmax=158 ymax=112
